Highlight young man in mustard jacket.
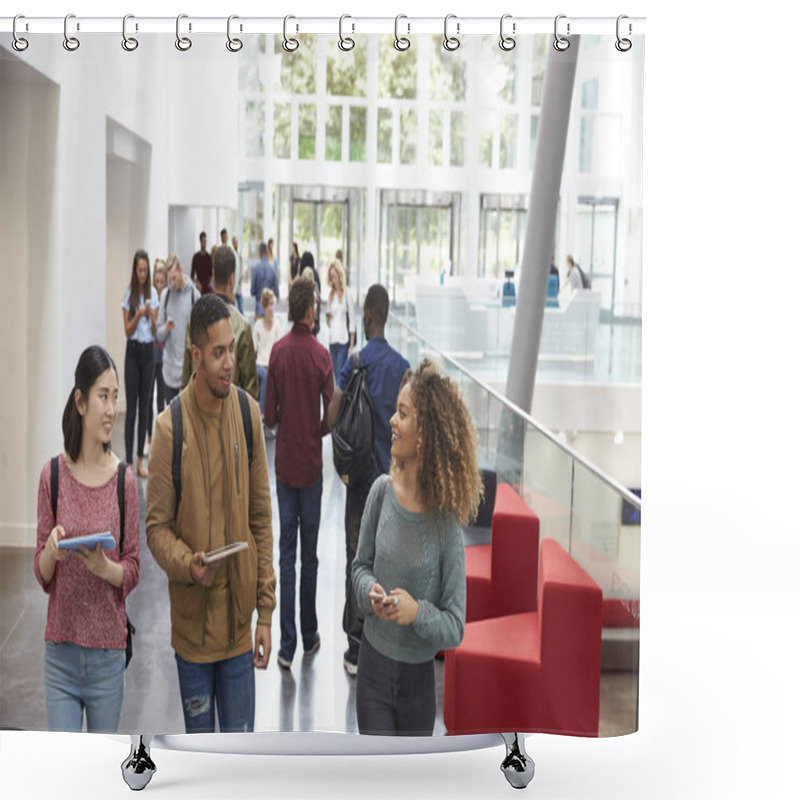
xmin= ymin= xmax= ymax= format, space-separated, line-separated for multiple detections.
xmin=147 ymin=293 xmax=276 ymax=733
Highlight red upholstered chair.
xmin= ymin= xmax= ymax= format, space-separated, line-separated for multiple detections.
xmin=444 ymin=539 xmax=603 ymax=736
xmin=464 ymin=483 xmax=540 ymax=623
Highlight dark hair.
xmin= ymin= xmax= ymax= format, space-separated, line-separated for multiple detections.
xmin=220 ymin=228 xmax=227 ymax=238
xmin=127 ymin=249 xmax=150 ymax=320
xmin=364 ymin=283 xmax=389 ymax=327
xmin=62 ymin=346 xmax=118 ymax=462
xmin=289 ymin=278 xmax=315 ymax=324
xmin=200 ymin=231 xmax=207 ymax=241
xmin=259 ymin=241 xmax=268 ymax=256
xmin=190 ymin=294 xmax=231 ymax=348
xmin=292 ymin=242 xmax=299 ymax=258
xmin=300 ymin=251 xmax=315 ymax=270
xmin=213 ymin=245 xmax=236 ymax=289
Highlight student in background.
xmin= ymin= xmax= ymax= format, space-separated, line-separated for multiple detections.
xmin=121 ymin=249 xmax=159 ymax=478
xmin=264 ymin=279 xmax=334 ymax=669
xmin=253 ymin=288 xmax=281 ymax=422
xmin=145 ymin=259 xmax=168 ymax=456
xmin=34 ymin=345 xmax=140 ymax=733
xmin=327 ymin=284 xmax=409 ymax=677
xmin=325 ymin=259 xmax=356 ymax=385
xmin=352 ymin=360 xmax=482 ymax=735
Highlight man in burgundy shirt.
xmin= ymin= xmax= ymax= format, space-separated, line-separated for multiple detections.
xmin=264 ymin=278 xmax=333 ymax=668
xmin=191 ymin=231 xmax=213 ymax=295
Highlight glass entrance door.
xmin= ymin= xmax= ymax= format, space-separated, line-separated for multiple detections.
xmin=575 ymin=197 xmax=619 ymax=317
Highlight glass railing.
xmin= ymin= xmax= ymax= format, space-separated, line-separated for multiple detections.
xmin=387 ymin=310 xmax=641 ymax=640
xmin=391 ymin=290 xmax=641 ymax=387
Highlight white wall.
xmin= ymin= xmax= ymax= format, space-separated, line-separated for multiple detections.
xmin=0 ymin=38 xmax=238 ymax=546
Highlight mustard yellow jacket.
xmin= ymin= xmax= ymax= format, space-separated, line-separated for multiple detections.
xmin=146 ymin=377 xmax=275 ymax=662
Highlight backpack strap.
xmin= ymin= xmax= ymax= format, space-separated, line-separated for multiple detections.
xmin=49 ymin=455 xmax=127 ymax=546
xmin=236 ymin=386 xmax=253 ymax=467
xmin=50 ymin=456 xmax=59 ymax=522
xmin=169 ymin=395 xmax=183 ymax=511
xmin=163 ymin=287 xmax=170 ymax=316
xmin=117 ymin=462 xmax=127 ymax=549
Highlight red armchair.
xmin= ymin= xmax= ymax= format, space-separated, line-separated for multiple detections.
xmin=444 ymin=539 xmax=603 ymax=736
xmin=464 ymin=483 xmax=540 ymax=623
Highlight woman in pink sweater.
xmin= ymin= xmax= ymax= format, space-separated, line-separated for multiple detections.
xmin=34 ymin=345 xmax=140 ymax=732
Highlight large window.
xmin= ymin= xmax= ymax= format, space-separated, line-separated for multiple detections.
xmin=575 ymin=196 xmax=619 ymax=316
xmin=379 ymin=190 xmax=460 ymax=303
xmin=479 ymin=194 xmax=527 ymax=279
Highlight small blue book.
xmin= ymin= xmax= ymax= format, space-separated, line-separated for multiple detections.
xmin=57 ymin=532 xmax=116 ymax=551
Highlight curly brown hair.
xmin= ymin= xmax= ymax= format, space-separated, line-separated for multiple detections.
xmin=396 ymin=359 xmax=483 ymax=526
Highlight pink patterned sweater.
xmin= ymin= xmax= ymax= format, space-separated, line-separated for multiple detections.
xmin=34 ymin=454 xmax=140 ymax=649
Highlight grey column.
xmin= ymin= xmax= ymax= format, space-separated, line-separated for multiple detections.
xmin=498 ymin=37 xmax=580 ymax=483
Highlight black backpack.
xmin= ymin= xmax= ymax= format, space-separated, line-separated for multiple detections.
xmin=49 ymin=457 xmax=135 ymax=669
xmin=169 ymin=386 xmax=253 ymax=510
xmin=332 ymin=351 xmax=377 ymax=488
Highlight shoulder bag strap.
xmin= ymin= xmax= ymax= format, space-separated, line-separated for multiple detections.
xmin=169 ymin=395 xmax=183 ymax=512
xmin=50 ymin=456 xmax=59 ymax=522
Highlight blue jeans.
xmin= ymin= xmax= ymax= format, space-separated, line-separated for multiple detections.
xmin=277 ymin=475 xmax=323 ymax=661
xmin=44 ymin=641 xmax=125 ymax=732
xmin=124 ymin=339 xmax=155 ymax=463
xmin=175 ymin=650 xmax=255 ymax=733
xmin=257 ymin=365 xmax=268 ymax=418
xmin=236 ymin=293 xmax=244 ymax=313
xmin=329 ymin=343 xmax=348 ymax=387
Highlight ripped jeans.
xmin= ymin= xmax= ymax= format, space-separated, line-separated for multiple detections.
xmin=174 ymin=650 xmax=255 ymax=733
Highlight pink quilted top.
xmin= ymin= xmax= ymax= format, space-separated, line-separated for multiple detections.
xmin=34 ymin=454 xmax=140 ymax=649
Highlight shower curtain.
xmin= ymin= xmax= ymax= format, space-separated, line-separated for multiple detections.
xmin=0 ymin=9 xmax=643 ymax=752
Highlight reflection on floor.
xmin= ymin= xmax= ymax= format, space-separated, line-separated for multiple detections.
xmin=0 ymin=419 xmax=636 ymax=736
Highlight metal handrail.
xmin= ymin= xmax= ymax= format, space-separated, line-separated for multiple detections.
xmin=389 ymin=310 xmax=642 ymax=510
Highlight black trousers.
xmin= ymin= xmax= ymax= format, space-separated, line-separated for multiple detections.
xmin=356 ymin=636 xmax=435 ymax=736
xmin=124 ymin=340 xmax=155 ymax=464
xmin=146 ymin=361 xmax=165 ymax=438
xmin=343 ymin=474 xmax=378 ymax=657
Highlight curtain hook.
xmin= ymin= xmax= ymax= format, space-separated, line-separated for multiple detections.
xmin=12 ymin=14 xmax=29 ymax=52
xmin=499 ymin=14 xmax=516 ymax=51
xmin=226 ymin=15 xmax=243 ymax=52
xmin=63 ymin=13 xmax=80 ymax=52
xmin=615 ymin=15 xmax=633 ymax=52
xmin=394 ymin=15 xmax=411 ymax=51
xmin=338 ymin=14 xmax=355 ymax=51
xmin=122 ymin=14 xmax=139 ymax=52
xmin=443 ymin=14 xmax=460 ymax=52
xmin=175 ymin=14 xmax=192 ymax=51
xmin=283 ymin=15 xmax=299 ymax=52
xmin=553 ymin=14 xmax=570 ymax=51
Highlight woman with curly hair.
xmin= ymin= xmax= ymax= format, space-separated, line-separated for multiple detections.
xmin=352 ymin=358 xmax=483 ymax=736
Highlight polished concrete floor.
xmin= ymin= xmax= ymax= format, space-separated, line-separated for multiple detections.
xmin=0 ymin=417 xmax=637 ymax=737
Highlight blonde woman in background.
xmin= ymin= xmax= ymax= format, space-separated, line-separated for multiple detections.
xmin=253 ymin=288 xmax=281 ymax=422
xmin=145 ymin=259 xmax=168 ymax=456
xmin=326 ymin=259 xmax=356 ymax=385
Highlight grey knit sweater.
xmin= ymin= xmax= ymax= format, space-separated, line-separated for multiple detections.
xmin=352 ymin=475 xmax=466 ymax=664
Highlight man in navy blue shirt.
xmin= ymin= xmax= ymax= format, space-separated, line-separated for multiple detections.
xmin=250 ymin=241 xmax=279 ymax=319
xmin=328 ymin=284 xmax=410 ymax=676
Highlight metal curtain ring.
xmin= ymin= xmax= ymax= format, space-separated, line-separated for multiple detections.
xmin=553 ymin=14 xmax=570 ymax=51
xmin=499 ymin=14 xmax=516 ymax=51
xmin=283 ymin=15 xmax=299 ymax=52
xmin=176 ymin=14 xmax=192 ymax=51
xmin=63 ymin=14 xmax=80 ymax=51
xmin=615 ymin=15 xmax=632 ymax=52
xmin=338 ymin=14 xmax=355 ymax=51
xmin=226 ymin=15 xmax=243 ymax=52
xmin=443 ymin=14 xmax=460 ymax=52
xmin=122 ymin=14 xmax=139 ymax=51
xmin=12 ymin=15 xmax=29 ymax=51
xmin=394 ymin=15 xmax=410 ymax=51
